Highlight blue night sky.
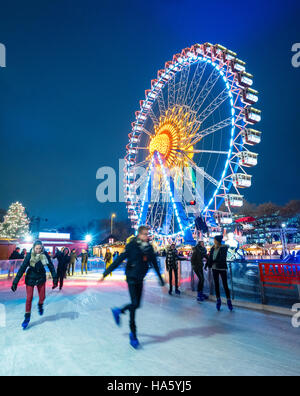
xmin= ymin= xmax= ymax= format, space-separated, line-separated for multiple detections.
xmin=0 ymin=0 xmax=299 ymax=228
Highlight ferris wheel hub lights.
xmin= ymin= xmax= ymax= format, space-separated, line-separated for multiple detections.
xmin=149 ymin=132 xmax=171 ymax=157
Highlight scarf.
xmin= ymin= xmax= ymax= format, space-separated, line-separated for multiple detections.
xmin=136 ymin=238 xmax=151 ymax=253
xmin=30 ymin=252 xmax=48 ymax=268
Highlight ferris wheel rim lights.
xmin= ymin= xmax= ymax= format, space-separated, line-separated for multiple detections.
xmin=126 ymin=43 xmax=261 ymax=238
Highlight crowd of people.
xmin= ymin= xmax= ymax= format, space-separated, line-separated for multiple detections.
xmin=9 ymin=226 xmax=233 ymax=349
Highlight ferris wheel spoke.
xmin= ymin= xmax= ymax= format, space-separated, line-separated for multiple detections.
xmin=132 ymin=170 xmax=149 ymax=190
xmin=157 ymin=90 xmax=166 ymax=117
xmin=190 ymin=67 xmax=220 ymax=113
xmin=130 ymin=158 xmax=151 ymax=169
xmin=148 ymin=108 xmax=159 ymax=126
xmin=176 ymin=63 xmax=190 ymax=106
xmin=140 ymin=127 xmax=154 ymax=137
xmin=197 ymin=87 xmax=230 ymax=123
xmin=184 ymin=149 xmax=229 ymax=155
xmin=184 ymin=61 xmax=208 ymax=107
xmin=183 ymin=154 xmax=220 ymax=187
xmin=187 ymin=117 xmax=232 ymax=147
xmin=168 ymin=74 xmax=176 ymax=109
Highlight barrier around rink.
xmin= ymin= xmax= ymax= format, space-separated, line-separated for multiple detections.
xmin=158 ymin=258 xmax=300 ymax=309
xmin=2 ymin=258 xmax=299 ymax=309
xmin=0 ymin=258 xmax=106 ymax=280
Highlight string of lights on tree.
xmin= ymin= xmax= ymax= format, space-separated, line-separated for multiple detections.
xmin=0 ymin=202 xmax=30 ymax=239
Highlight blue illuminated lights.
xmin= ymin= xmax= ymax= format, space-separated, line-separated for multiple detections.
xmin=156 ymin=153 xmax=184 ymax=235
xmin=135 ymin=156 xmax=155 ymax=233
xmin=130 ymin=52 xmax=238 ymax=236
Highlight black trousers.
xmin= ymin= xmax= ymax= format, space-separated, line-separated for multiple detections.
xmin=121 ymin=280 xmax=143 ymax=336
xmin=168 ymin=267 xmax=179 ymax=291
xmin=81 ymin=260 xmax=88 ymax=274
xmin=212 ymin=269 xmax=231 ymax=299
xmin=68 ymin=262 xmax=75 ymax=276
xmin=193 ymin=266 xmax=204 ymax=292
xmin=57 ymin=266 xmax=66 ymax=289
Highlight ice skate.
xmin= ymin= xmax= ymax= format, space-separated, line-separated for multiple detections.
xmin=129 ymin=333 xmax=140 ymax=349
xmin=197 ymin=292 xmax=205 ymax=301
xmin=111 ymin=307 xmax=122 ymax=326
xmin=22 ymin=313 xmax=31 ymax=330
xmin=38 ymin=303 xmax=44 ymax=316
xmin=227 ymin=299 xmax=233 ymax=311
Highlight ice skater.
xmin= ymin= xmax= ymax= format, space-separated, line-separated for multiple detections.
xmin=99 ymin=225 xmax=165 ymax=349
xmin=191 ymin=241 xmax=209 ymax=301
xmin=56 ymin=248 xmax=70 ymax=289
xmin=165 ymin=243 xmax=185 ymax=296
xmin=80 ymin=249 xmax=88 ymax=275
xmin=11 ymin=240 xmax=58 ymax=329
xmin=207 ymin=235 xmax=233 ymax=311
xmin=104 ymin=248 xmax=113 ymax=276
xmin=68 ymin=249 xmax=77 ymax=276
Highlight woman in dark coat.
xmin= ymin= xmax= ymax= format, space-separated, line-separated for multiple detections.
xmin=165 ymin=244 xmax=184 ymax=295
xmin=55 ymin=248 xmax=70 ymax=290
xmin=11 ymin=240 xmax=58 ymax=329
xmin=191 ymin=241 xmax=209 ymax=301
xmin=207 ymin=235 xmax=233 ymax=312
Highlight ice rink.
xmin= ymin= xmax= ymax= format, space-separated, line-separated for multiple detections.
xmin=0 ymin=273 xmax=299 ymax=376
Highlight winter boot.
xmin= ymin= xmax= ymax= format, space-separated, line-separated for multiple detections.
xmin=38 ymin=303 xmax=44 ymax=316
xmin=129 ymin=333 xmax=140 ymax=349
xmin=22 ymin=313 xmax=31 ymax=330
xmin=227 ymin=299 xmax=233 ymax=312
xmin=197 ymin=292 xmax=205 ymax=302
xmin=216 ymin=298 xmax=222 ymax=311
xmin=111 ymin=307 xmax=122 ymax=326
xmin=175 ymin=289 xmax=181 ymax=296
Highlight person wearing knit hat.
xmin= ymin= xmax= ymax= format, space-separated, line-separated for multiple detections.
xmin=207 ymin=235 xmax=233 ymax=312
xmin=11 ymin=240 xmax=58 ymax=329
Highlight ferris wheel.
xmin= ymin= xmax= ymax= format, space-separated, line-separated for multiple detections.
xmin=124 ymin=43 xmax=262 ymax=242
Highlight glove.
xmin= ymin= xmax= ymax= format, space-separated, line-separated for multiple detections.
xmin=11 ymin=283 xmax=17 ymax=292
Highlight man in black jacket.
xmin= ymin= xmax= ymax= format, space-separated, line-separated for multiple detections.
xmin=99 ymin=225 xmax=165 ymax=349
xmin=9 ymin=248 xmax=22 ymax=259
xmin=191 ymin=241 xmax=209 ymax=301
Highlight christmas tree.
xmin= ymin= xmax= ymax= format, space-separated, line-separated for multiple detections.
xmin=0 ymin=202 xmax=30 ymax=238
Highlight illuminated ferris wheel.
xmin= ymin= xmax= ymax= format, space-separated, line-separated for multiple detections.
xmin=124 ymin=43 xmax=262 ymax=241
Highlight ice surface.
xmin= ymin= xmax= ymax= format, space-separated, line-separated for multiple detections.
xmin=0 ymin=272 xmax=299 ymax=376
